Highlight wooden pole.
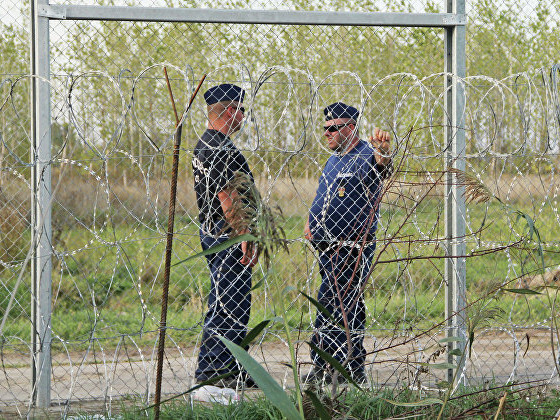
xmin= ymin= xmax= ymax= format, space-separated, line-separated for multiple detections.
xmin=154 ymin=70 xmax=206 ymax=420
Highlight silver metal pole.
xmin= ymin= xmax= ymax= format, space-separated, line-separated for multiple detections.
xmin=444 ymin=0 xmax=467 ymax=385
xmin=31 ymin=0 xmax=52 ymax=408
xmin=30 ymin=0 xmax=38 ymax=403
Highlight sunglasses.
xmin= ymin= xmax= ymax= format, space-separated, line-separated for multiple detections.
xmin=324 ymin=123 xmax=352 ymax=132
xmin=229 ymin=105 xmax=245 ymax=114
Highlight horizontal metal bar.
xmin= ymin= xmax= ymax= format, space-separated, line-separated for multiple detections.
xmin=38 ymin=4 xmax=66 ymax=19
xmin=40 ymin=5 xmax=466 ymax=27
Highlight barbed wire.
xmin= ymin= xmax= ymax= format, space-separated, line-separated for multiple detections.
xmin=0 ymin=65 xmax=559 ymax=415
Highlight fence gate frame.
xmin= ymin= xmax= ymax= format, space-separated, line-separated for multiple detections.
xmin=31 ymin=0 xmax=467 ymax=408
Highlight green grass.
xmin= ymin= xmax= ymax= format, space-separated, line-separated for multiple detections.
xmin=69 ymin=385 xmax=560 ymax=419
xmin=1 ymin=198 xmax=558 ymax=348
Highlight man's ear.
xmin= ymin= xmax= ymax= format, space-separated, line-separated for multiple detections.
xmin=226 ymin=105 xmax=235 ymax=118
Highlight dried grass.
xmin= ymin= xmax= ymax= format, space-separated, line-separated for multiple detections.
xmin=383 ymin=170 xmax=558 ymax=206
xmin=2 ymin=168 xmax=556 ymax=240
xmin=223 ymin=171 xmax=288 ymax=268
xmin=449 ymin=167 xmax=493 ymax=204
xmin=519 ymin=268 xmax=560 ymax=289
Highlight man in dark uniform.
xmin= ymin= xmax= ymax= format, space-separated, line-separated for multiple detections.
xmin=192 ymin=83 xmax=258 ymax=388
xmin=304 ymin=102 xmax=392 ymax=384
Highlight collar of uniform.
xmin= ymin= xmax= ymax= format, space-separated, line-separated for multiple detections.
xmin=202 ymin=129 xmax=230 ymax=147
xmin=336 ymin=139 xmax=367 ymax=157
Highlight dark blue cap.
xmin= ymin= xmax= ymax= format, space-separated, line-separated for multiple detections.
xmin=324 ymin=102 xmax=359 ymax=121
xmin=204 ymin=84 xmax=245 ymax=105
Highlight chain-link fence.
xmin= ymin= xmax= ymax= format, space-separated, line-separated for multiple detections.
xmin=1 ymin=0 xmax=560 ymax=417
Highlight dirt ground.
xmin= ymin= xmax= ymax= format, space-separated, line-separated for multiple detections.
xmin=1 ymin=330 xmax=559 ymax=418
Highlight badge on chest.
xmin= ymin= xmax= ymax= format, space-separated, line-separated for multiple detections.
xmin=338 ymin=186 xmax=345 ymax=197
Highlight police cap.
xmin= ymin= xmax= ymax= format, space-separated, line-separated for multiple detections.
xmin=324 ymin=102 xmax=359 ymax=121
xmin=204 ymin=84 xmax=245 ymax=105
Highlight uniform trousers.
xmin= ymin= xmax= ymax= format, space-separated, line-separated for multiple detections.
xmin=195 ymin=221 xmax=252 ymax=381
xmin=311 ymin=243 xmax=376 ymax=376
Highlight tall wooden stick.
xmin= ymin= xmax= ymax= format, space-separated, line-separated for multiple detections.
xmin=163 ymin=67 xmax=180 ymax=125
xmin=154 ymin=70 xmax=206 ymax=420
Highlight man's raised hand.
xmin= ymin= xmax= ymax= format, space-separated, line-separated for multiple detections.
xmin=369 ymin=127 xmax=391 ymax=166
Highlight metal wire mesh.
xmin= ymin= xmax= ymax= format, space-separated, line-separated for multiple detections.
xmin=1 ymin=0 xmax=560 ymax=417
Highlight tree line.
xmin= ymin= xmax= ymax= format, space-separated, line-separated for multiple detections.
xmin=0 ymin=0 xmax=559 ymax=177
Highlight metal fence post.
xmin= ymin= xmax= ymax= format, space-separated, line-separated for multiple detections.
xmin=444 ymin=0 xmax=467 ymax=385
xmin=31 ymin=0 xmax=52 ymax=408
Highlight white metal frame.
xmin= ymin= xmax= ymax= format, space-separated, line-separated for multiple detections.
xmin=30 ymin=0 xmax=467 ymax=407
xmin=31 ymin=0 xmax=53 ymax=409
xmin=38 ymin=5 xmax=466 ymax=26
xmin=444 ymin=0 xmax=467 ymax=385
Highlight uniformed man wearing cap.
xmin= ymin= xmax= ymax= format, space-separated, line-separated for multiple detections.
xmin=192 ymin=83 xmax=258 ymax=388
xmin=303 ymin=102 xmax=392 ymax=384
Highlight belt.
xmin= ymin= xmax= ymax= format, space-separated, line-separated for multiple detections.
xmin=314 ymin=240 xmax=375 ymax=252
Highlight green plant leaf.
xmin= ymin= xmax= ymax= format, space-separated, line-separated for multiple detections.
xmin=308 ymin=342 xmax=361 ymax=389
xmin=251 ymin=277 xmax=265 ymax=291
xmin=502 ymin=288 xmax=541 ymax=295
xmin=300 ymin=291 xmax=341 ymax=327
xmin=172 ymin=234 xmax=257 ymax=266
xmin=513 ymin=211 xmax=545 ymax=273
xmin=382 ymin=397 xmax=443 ymax=407
xmin=431 ymin=362 xmax=457 ymax=369
xmin=220 ymin=337 xmax=302 ymax=420
xmin=436 ymin=381 xmax=451 ymax=389
xmin=449 ymin=349 xmax=463 ymax=356
xmin=416 ymin=362 xmax=456 ymax=370
xmin=239 ymin=319 xmax=271 ymax=348
xmin=303 ymin=390 xmax=331 ymax=420
xmin=283 ymin=285 xmax=297 ymax=295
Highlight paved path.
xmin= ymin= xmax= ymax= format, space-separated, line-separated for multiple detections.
xmin=1 ymin=330 xmax=558 ymax=418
